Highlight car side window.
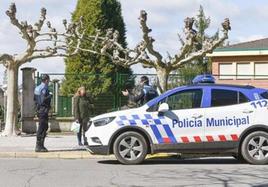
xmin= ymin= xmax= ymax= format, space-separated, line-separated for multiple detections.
xmin=147 ymin=89 xmax=203 ymax=111
xmin=211 ymin=89 xmax=249 ymax=107
xmin=260 ymin=91 xmax=268 ymax=99
xmin=239 ymin=92 xmax=249 ymax=103
xmin=166 ymin=89 xmax=203 ymax=110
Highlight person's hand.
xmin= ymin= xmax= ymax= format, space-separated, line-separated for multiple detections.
xmin=75 ymin=119 xmax=80 ymax=123
xmin=122 ymin=89 xmax=129 ymax=96
xmin=48 ymin=92 xmax=53 ymax=98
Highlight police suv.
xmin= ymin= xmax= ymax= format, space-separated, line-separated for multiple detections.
xmin=86 ymin=75 xmax=268 ymax=165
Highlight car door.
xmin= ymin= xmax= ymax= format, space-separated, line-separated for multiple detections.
xmin=146 ymin=88 xmax=205 ymax=150
xmin=203 ymin=88 xmax=255 ymax=149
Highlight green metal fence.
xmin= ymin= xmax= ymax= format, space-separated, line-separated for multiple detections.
xmin=36 ymin=72 xmax=183 ymax=117
xmin=57 ymin=96 xmax=73 ymax=117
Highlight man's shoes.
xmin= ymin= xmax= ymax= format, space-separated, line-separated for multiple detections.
xmin=35 ymin=138 xmax=48 ymax=152
xmin=35 ymin=142 xmax=48 ymax=152
xmin=41 ymin=138 xmax=48 ymax=152
xmin=78 ymin=142 xmax=83 ymax=146
xmin=35 ymin=147 xmax=48 ymax=152
xmin=35 ymin=144 xmax=42 ymax=152
xmin=84 ymin=142 xmax=89 ymax=146
xmin=41 ymin=146 xmax=48 ymax=152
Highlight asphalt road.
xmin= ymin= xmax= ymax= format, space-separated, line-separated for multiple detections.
xmin=0 ymin=157 xmax=268 ymax=187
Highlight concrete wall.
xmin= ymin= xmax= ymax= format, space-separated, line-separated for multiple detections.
xmin=32 ymin=117 xmax=75 ymax=133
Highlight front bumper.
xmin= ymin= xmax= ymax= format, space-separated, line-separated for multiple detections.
xmin=87 ymin=145 xmax=109 ymax=155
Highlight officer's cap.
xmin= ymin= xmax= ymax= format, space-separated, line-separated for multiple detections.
xmin=140 ymin=76 xmax=149 ymax=84
xmin=41 ymin=74 xmax=50 ymax=82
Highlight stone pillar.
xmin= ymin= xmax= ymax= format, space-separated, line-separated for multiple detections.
xmin=21 ymin=67 xmax=36 ymax=134
xmin=52 ymin=79 xmax=59 ymax=114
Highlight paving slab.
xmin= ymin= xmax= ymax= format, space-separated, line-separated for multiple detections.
xmin=0 ymin=134 xmax=173 ymax=159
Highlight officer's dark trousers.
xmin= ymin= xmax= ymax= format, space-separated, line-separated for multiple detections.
xmin=77 ymin=118 xmax=89 ymax=144
xmin=37 ymin=113 xmax=49 ymax=140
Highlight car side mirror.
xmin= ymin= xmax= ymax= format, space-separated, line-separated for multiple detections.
xmin=158 ymin=103 xmax=169 ymax=113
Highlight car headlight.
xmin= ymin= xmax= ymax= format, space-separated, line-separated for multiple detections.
xmin=94 ymin=117 xmax=116 ymax=127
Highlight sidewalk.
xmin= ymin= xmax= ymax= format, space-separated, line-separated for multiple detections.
xmin=0 ymin=134 xmax=171 ymax=159
xmin=0 ymin=134 xmax=112 ymax=159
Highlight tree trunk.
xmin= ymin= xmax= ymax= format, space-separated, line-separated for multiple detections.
xmin=2 ymin=63 xmax=19 ymax=136
xmin=156 ymin=68 xmax=170 ymax=93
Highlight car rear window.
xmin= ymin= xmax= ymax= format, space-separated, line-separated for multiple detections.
xmin=211 ymin=89 xmax=249 ymax=107
xmin=260 ymin=91 xmax=268 ymax=99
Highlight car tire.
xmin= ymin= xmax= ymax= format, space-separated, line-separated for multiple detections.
xmin=113 ymin=131 xmax=148 ymax=165
xmin=241 ymin=131 xmax=268 ymax=165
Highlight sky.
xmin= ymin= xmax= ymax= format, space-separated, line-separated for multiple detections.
xmin=1 ymin=0 xmax=268 ymax=84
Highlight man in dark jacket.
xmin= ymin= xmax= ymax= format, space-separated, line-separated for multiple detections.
xmin=122 ymin=76 xmax=158 ymax=106
xmin=34 ymin=74 xmax=52 ymax=152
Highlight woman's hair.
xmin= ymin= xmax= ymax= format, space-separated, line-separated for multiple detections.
xmin=75 ymin=86 xmax=86 ymax=97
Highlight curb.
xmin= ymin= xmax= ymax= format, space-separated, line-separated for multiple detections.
xmin=0 ymin=151 xmax=114 ymax=159
xmin=0 ymin=151 xmax=177 ymax=160
xmin=146 ymin=153 xmax=178 ymax=159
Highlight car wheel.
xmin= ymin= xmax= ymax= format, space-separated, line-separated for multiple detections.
xmin=113 ymin=131 xmax=147 ymax=165
xmin=241 ymin=131 xmax=268 ymax=165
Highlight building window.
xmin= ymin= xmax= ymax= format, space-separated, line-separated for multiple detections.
xmin=236 ymin=63 xmax=253 ymax=79
xmin=255 ymin=62 xmax=268 ymax=79
xmin=219 ymin=63 xmax=233 ymax=79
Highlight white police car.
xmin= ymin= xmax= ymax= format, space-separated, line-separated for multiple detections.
xmin=86 ymin=75 xmax=268 ymax=165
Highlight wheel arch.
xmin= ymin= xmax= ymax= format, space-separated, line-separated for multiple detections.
xmin=238 ymin=124 xmax=268 ymax=154
xmin=108 ymin=126 xmax=154 ymax=154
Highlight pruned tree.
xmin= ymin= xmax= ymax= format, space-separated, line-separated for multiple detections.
xmin=84 ymin=10 xmax=231 ymax=93
xmin=177 ymin=5 xmax=218 ymax=83
xmin=0 ymin=3 xmax=85 ymax=136
xmin=61 ymin=0 xmax=132 ymax=96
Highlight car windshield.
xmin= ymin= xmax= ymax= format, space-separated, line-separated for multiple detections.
xmin=147 ymin=88 xmax=203 ymax=112
xmin=146 ymin=87 xmax=186 ymax=107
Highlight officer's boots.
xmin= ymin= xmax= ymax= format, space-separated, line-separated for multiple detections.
xmin=35 ymin=137 xmax=48 ymax=152
xmin=41 ymin=138 xmax=48 ymax=152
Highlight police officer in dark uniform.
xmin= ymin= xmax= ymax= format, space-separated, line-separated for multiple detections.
xmin=122 ymin=76 xmax=158 ymax=106
xmin=34 ymin=74 xmax=52 ymax=152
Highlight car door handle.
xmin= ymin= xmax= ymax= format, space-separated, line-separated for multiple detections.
xmin=242 ymin=110 xmax=253 ymax=114
xmin=192 ymin=114 xmax=203 ymax=119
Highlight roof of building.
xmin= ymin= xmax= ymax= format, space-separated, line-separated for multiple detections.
xmin=215 ymin=37 xmax=268 ymax=52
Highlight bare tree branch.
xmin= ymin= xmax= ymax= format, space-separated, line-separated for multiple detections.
xmin=139 ymin=10 xmax=165 ymax=68
xmin=32 ymin=7 xmax=47 ymax=39
xmin=5 ymin=3 xmax=32 ymax=42
xmin=171 ymin=17 xmax=197 ymax=66
xmin=171 ymin=18 xmax=231 ymax=69
xmin=82 ymin=10 xmax=230 ymax=92
xmin=177 ymin=33 xmax=185 ymax=46
xmin=0 ymin=53 xmax=13 ymax=62
xmin=5 ymin=3 xmax=86 ymax=64
xmin=0 ymin=54 xmax=13 ymax=67
xmin=75 ymin=27 xmax=154 ymax=68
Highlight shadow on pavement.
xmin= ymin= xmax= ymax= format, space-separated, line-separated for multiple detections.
xmin=98 ymin=157 xmax=244 ymax=165
xmin=48 ymin=148 xmax=86 ymax=152
xmin=20 ymin=134 xmax=64 ymax=138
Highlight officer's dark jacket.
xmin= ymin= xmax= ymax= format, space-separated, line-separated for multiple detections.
xmin=129 ymin=85 xmax=158 ymax=106
xmin=74 ymin=95 xmax=94 ymax=121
